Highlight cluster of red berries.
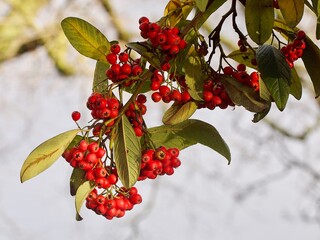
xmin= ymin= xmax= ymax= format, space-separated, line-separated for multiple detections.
xmin=281 ymin=30 xmax=306 ymax=68
xmin=63 ymin=140 xmax=105 ymax=171
xmin=223 ymin=64 xmax=260 ymax=91
xmin=106 ymin=44 xmax=143 ymax=86
xmin=139 ymin=16 xmax=187 ymax=59
xmin=125 ymin=94 xmax=147 ymax=137
xmin=138 ymin=146 xmax=181 ymax=181
xmin=86 ymin=187 xmax=142 ymax=220
xmin=200 ymin=78 xmax=234 ymax=110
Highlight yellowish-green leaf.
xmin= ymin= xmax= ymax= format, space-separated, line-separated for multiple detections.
xmin=162 ymin=101 xmax=198 ymax=125
xmin=93 ymin=61 xmax=109 ymax=93
xmin=196 ymin=0 xmax=209 ymax=12
xmin=227 ymin=49 xmax=257 ymax=70
xmin=61 ymin=17 xmax=110 ymax=61
xmin=113 ymin=115 xmax=141 ymax=189
xmin=20 ymin=129 xmax=80 ymax=183
xmin=164 ymin=0 xmax=193 ymax=26
xmin=245 ymin=0 xmax=274 ymax=44
xmin=278 ymin=0 xmax=304 ymax=27
xmin=75 ymin=181 xmax=95 ymax=221
xmin=70 ymin=168 xmax=86 ymax=196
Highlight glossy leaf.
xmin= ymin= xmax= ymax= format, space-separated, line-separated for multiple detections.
xmin=220 ymin=77 xmax=268 ymax=112
xmin=148 ymin=119 xmax=231 ymax=163
xmin=20 ymin=129 xmax=80 ymax=183
xmin=252 ymin=104 xmax=271 ymax=123
xmin=126 ymin=42 xmax=161 ymax=68
xmin=162 ymin=101 xmax=198 ymax=125
xmin=61 ymin=17 xmax=110 ymax=61
xmin=164 ymin=0 xmax=193 ymax=26
xmin=262 ymin=77 xmax=290 ymax=111
xmin=277 ymin=0 xmax=304 ymax=27
xmin=259 ymin=77 xmax=271 ymax=101
xmin=227 ymin=49 xmax=257 ymax=70
xmin=301 ymin=36 xmax=320 ymax=98
xmin=256 ymin=45 xmax=291 ymax=83
xmin=289 ymin=68 xmax=302 ymax=100
xmin=70 ymin=168 xmax=86 ymax=196
xmin=93 ymin=61 xmax=109 ymax=93
xmin=113 ymin=115 xmax=141 ymax=189
xmin=75 ymin=181 xmax=95 ymax=221
xmin=183 ymin=46 xmax=205 ymax=101
xmin=196 ymin=0 xmax=209 ymax=12
xmin=245 ymin=0 xmax=274 ymax=44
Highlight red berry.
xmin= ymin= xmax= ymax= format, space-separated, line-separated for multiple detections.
xmin=151 ymin=92 xmax=162 ymax=102
xmin=139 ymin=16 xmax=149 ymax=24
xmin=130 ymin=194 xmax=142 ymax=205
xmin=223 ymin=66 xmax=233 ymax=75
xmin=132 ymin=65 xmax=143 ymax=76
xmin=237 ymin=63 xmax=246 ymax=71
xmin=106 ymin=53 xmax=117 ymax=64
xmin=119 ymin=52 xmax=129 ymax=62
xmin=71 ymin=111 xmax=81 ymax=121
xmin=111 ymin=44 xmax=121 ymax=54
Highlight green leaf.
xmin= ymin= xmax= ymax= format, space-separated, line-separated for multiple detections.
xmin=227 ymin=49 xmax=258 ymax=70
xmin=61 ymin=17 xmax=110 ymax=61
xmin=262 ymin=77 xmax=290 ymax=111
xmin=183 ymin=46 xmax=205 ymax=101
xmin=75 ymin=181 xmax=95 ymax=221
xmin=93 ymin=61 xmax=109 ymax=93
xmin=113 ymin=115 xmax=141 ymax=189
xmin=148 ymin=119 xmax=231 ymax=164
xmin=301 ymin=36 xmax=320 ymax=98
xmin=259 ymin=77 xmax=272 ymax=101
xmin=70 ymin=168 xmax=86 ymax=196
xmin=256 ymin=45 xmax=291 ymax=83
xmin=245 ymin=0 xmax=274 ymax=44
xmin=289 ymin=68 xmax=302 ymax=100
xmin=220 ymin=76 xmax=268 ymax=112
xmin=20 ymin=129 xmax=80 ymax=183
xmin=277 ymin=0 xmax=304 ymax=27
xmin=126 ymin=42 xmax=161 ymax=68
xmin=196 ymin=0 xmax=209 ymax=12
xmin=252 ymin=104 xmax=271 ymax=122
xmin=196 ymin=0 xmax=228 ymax=29
xmin=164 ymin=0 xmax=193 ymax=26
xmin=162 ymin=101 xmax=198 ymax=125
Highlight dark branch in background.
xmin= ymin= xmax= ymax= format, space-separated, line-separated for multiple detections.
xmin=99 ymin=0 xmax=130 ymax=42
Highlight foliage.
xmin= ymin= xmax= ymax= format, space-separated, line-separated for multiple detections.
xmin=20 ymin=0 xmax=320 ymax=221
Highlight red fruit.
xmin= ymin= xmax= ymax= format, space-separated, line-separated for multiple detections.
xmin=203 ymin=91 xmax=213 ymax=102
xmin=108 ymin=98 xmax=120 ymax=110
xmin=111 ymin=44 xmax=121 ymax=54
xmin=151 ymin=92 xmax=162 ymax=102
xmin=87 ymin=189 xmax=98 ymax=201
xmin=181 ymin=91 xmax=191 ymax=102
xmin=105 ymin=199 xmax=116 ymax=209
xmin=129 ymin=187 xmax=138 ymax=196
xmin=134 ymin=127 xmax=143 ymax=137
xmin=85 ymin=153 xmax=98 ymax=165
xmin=71 ymin=111 xmax=81 ymax=121
xmin=161 ymin=62 xmax=171 ymax=71
xmin=94 ymin=167 xmax=107 ymax=178
xmin=139 ymin=22 xmax=149 ymax=32
xmin=250 ymin=72 xmax=259 ymax=82
xmin=131 ymin=65 xmax=143 ymax=76
xmin=150 ymin=82 xmax=161 ymax=91
xmin=159 ymin=85 xmax=171 ymax=97
xmin=96 ymin=195 xmax=106 ymax=205
xmin=170 ymin=158 xmax=181 ymax=168
xmin=138 ymin=16 xmax=149 ymax=24
xmin=163 ymin=166 xmax=174 ymax=175
xmin=223 ymin=66 xmax=233 ymax=75
xmin=170 ymin=89 xmax=182 ymax=102
xmin=78 ymin=161 xmax=92 ymax=170
xmin=106 ymin=53 xmax=117 ymax=64
xmin=95 ymin=177 xmax=110 ymax=189
xmin=96 ymin=148 xmax=106 ymax=158
xmin=78 ymin=140 xmax=88 ymax=152
xmin=130 ymin=194 xmax=142 ymax=205
xmin=156 ymin=33 xmax=167 ymax=45
xmin=88 ymin=142 xmax=99 ymax=153
xmin=120 ymin=63 xmax=132 ymax=75
xmin=168 ymin=148 xmax=179 ymax=158
xmin=72 ymin=150 xmax=84 ymax=161
xmin=297 ymin=30 xmax=306 ymax=40
xmin=119 ymin=52 xmax=129 ymax=62
xmin=237 ymin=63 xmax=246 ymax=72
xmin=111 ymin=63 xmax=121 ymax=75
xmin=137 ymin=94 xmax=147 ymax=104
xmin=211 ymin=96 xmax=222 ymax=106
xmin=169 ymin=45 xmax=180 ymax=55
xmin=115 ymin=198 xmax=126 ymax=210
xmin=96 ymin=204 xmax=107 ymax=215
xmin=85 ymin=170 xmax=95 ymax=181
xmin=109 ymin=109 xmax=119 ymax=118
xmin=107 ymin=174 xmax=118 ymax=184
xmin=178 ymin=39 xmax=187 ymax=49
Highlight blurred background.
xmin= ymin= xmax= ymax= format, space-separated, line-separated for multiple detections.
xmin=1 ymin=0 xmax=320 ymax=239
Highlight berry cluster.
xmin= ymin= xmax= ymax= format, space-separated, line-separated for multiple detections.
xmin=223 ymin=64 xmax=260 ymax=91
xmin=139 ymin=16 xmax=187 ymax=62
xmin=281 ymin=30 xmax=306 ymax=68
xmin=125 ymin=94 xmax=147 ymax=137
xmin=106 ymin=44 xmax=143 ymax=86
xmin=138 ymin=146 xmax=181 ymax=181
xmin=86 ymin=187 xmax=142 ymax=220
xmin=200 ymin=78 xmax=234 ymax=110
xmin=86 ymin=93 xmax=120 ymax=136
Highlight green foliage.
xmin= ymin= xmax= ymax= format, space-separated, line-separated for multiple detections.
xmin=277 ymin=0 xmax=304 ymax=27
xmin=61 ymin=17 xmax=110 ymax=61
xmin=93 ymin=61 xmax=109 ymax=93
xmin=75 ymin=181 xmax=95 ymax=221
xmin=20 ymin=129 xmax=80 ymax=183
xmin=245 ymin=0 xmax=274 ymax=45
xmin=162 ymin=101 xmax=198 ymax=125
xmin=70 ymin=168 xmax=86 ymax=196
xmin=113 ymin=115 xmax=141 ymax=189
xmin=148 ymin=119 xmax=231 ymax=163
xmin=227 ymin=49 xmax=258 ymax=70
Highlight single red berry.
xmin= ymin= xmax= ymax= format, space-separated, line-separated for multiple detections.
xmin=181 ymin=91 xmax=191 ymax=102
xmin=170 ymin=89 xmax=182 ymax=102
xmin=297 ymin=30 xmax=306 ymax=40
xmin=78 ymin=140 xmax=88 ymax=152
xmin=139 ymin=16 xmax=149 ymax=24
xmin=159 ymin=85 xmax=171 ymax=97
xmin=223 ymin=66 xmax=234 ymax=75
xmin=88 ymin=142 xmax=99 ymax=153
xmin=130 ymin=194 xmax=142 ymax=205
xmin=106 ymin=53 xmax=118 ymax=64
xmin=85 ymin=153 xmax=98 ymax=165
xmin=120 ymin=63 xmax=132 ymax=75
xmin=96 ymin=195 xmax=106 ymax=205
xmin=237 ymin=63 xmax=246 ymax=72
xmin=151 ymin=92 xmax=162 ymax=102
xmin=137 ymin=94 xmax=147 ymax=104
xmin=107 ymin=174 xmax=118 ymax=184
xmin=132 ymin=65 xmax=143 ymax=76
xmin=203 ymin=91 xmax=213 ymax=102
xmin=119 ymin=52 xmax=129 ymax=62
xmin=71 ymin=111 xmax=81 ymax=121
xmin=111 ymin=44 xmax=121 ymax=54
